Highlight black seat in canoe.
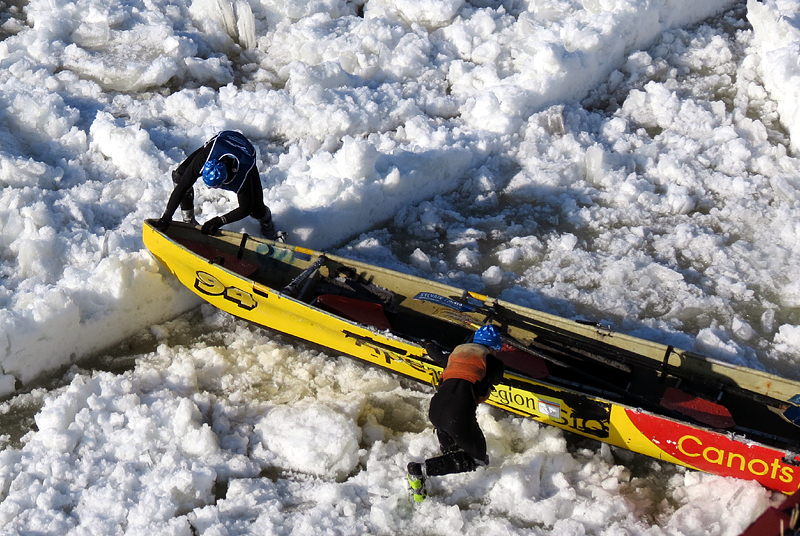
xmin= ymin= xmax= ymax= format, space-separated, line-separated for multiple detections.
xmin=174 ymin=237 xmax=260 ymax=278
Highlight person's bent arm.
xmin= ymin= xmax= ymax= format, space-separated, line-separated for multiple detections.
xmin=161 ymin=145 xmax=210 ymax=221
xmin=221 ymin=167 xmax=260 ymax=224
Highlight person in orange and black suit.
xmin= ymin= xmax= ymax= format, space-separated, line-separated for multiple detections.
xmin=407 ymin=325 xmax=505 ymax=501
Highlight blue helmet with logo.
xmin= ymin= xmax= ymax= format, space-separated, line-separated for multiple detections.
xmin=473 ymin=325 xmax=503 ymax=351
xmin=202 ymin=159 xmax=227 ymax=188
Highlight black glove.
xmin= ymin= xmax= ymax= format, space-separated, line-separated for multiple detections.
xmin=152 ymin=217 xmax=171 ymax=232
xmin=485 ymin=354 xmax=506 ymax=385
xmin=201 ymin=217 xmax=224 ymax=235
xmin=422 ymin=341 xmax=449 ymax=366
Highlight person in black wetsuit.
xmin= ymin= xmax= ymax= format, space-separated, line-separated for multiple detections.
xmin=407 ymin=325 xmax=505 ymax=501
xmin=154 ymin=130 xmax=281 ymax=239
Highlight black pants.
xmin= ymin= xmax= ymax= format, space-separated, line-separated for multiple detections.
xmin=173 ymin=146 xmax=204 ymax=212
xmin=173 ymin=171 xmax=194 ymax=212
xmin=426 ymin=378 xmax=486 ymax=476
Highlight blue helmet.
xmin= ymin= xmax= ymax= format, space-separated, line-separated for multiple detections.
xmin=202 ymin=159 xmax=227 ymax=188
xmin=473 ymin=325 xmax=503 ymax=351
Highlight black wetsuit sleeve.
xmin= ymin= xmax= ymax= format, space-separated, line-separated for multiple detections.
xmin=485 ymin=354 xmax=505 ymax=385
xmin=221 ymin=166 xmax=260 ymax=224
xmin=161 ymin=144 xmax=211 ymax=221
xmin=474 ymin=354 xmax=505 ymax=401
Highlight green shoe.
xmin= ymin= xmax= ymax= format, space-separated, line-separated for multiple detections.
xmin=407 ymin=472 xmax=424 ymax=490
xmin=407 ymin=474 xmax=427 ymax=502
xmin=407 ymin=462 xmax=427 ymax=502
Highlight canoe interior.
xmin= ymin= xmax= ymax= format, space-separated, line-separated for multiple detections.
xmin=156 ymin=222 xmax=800 ymax=455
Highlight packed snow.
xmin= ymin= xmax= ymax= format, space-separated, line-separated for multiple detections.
xmin=1 ymin=0 xmax=799 ymax=533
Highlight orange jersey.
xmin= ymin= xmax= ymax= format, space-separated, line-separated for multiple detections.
xmin=441 ymin=343 xmax=489 ymax=384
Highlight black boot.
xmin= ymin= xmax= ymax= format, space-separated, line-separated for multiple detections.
xmin=173 ymin=170 xmax=197 ymax=225
xmin=259 ymin=208 xmax=278 ymax=240
xmin=181 ymin=209 xmax=198 ymax=225
xmin=423 ymin=450 xmax=478 ymax=477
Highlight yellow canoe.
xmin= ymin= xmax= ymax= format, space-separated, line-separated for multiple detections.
xmin=143 ymin=220 xmax=800 ymax=492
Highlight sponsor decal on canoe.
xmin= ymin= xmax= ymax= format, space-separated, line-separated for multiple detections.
xmin=413 ymin=292 xmax=475 ymax=312
xmin=491 ymin=382 xmax=612 ymax=439
xmin=625 ymin=408 xmax=800 ymax=492
xmin=255 ymin=243 xmax=313 ymax=262
xmin=341 ymin=330 xmax=443 ymax=383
